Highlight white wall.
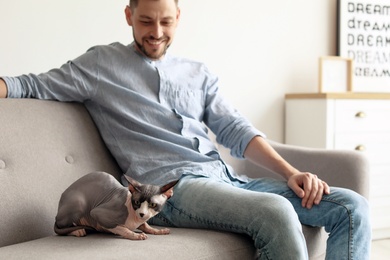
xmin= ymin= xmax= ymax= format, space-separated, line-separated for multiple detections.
xmin=0 ymin=0 xmax=338 ymax=142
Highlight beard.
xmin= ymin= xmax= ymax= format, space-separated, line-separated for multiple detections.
xmin=133 ymin=32 xmax=171 ymax=60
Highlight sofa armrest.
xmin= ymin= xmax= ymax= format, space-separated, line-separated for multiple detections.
xmin=242 ymin=140 xmax=370 ymax=199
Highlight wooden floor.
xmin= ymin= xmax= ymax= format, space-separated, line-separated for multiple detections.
xmin=372 ymin=239 xmax=390 ymax=260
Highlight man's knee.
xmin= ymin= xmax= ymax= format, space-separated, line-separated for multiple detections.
xmin=345 ymin=190 xmax=371 ymax=232
xmin=249 ymin=194 xmax=307 ymax=259
xmin=323 ymin=188 xmax=371 ymax=237
xmin=247 ymin=194 xmax=303 ymax=240
xmin=332 ymin=188 xmax=370 ymax=221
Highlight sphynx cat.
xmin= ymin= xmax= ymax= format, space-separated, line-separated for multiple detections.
xmin=54 ymin=171 xmax=177 ymax=240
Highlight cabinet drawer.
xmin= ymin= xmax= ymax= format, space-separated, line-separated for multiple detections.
xmin=334 ymin=133 xmax=390 ymax=164
xmin=334 ymin=100 xmax=390 ymax=133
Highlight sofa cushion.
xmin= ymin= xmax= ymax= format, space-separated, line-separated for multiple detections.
xmin=0 ymin=228 xmax=256 ymax=259
xmin=0 ymin=99 xmax=122 ymax=247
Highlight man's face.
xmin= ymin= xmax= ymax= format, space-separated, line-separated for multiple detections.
xmin=125 ymin=0 xmax=180 ymax=60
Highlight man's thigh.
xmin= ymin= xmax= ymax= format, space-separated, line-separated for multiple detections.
xmin=150 ymin=175 xmax=299 ymax=232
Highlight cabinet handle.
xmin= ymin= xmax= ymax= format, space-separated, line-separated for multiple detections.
xmin=355 ymin=145 xmax=366 ymax=151
xmin=355 ymin=111 xmax=366 ymax=118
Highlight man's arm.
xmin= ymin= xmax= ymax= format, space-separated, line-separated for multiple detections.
xmin=0 ymin=78 xmax=7 ymax=98
xmin=244 ymin=136 xmax=330 ymax=209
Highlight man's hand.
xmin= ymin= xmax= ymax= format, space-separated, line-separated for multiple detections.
xmin=243 ymin=137 xmax=331 ymax=209
xmin=287 ymin=172 xmax=331 ymax=209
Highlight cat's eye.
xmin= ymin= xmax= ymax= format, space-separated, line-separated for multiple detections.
xmin=149 ymin=203 xmax=157 ymax=208
xmin=134 ymin=200 xmax=141 ymax=205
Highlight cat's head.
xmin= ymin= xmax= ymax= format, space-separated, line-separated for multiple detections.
xmin=124 ymin=175 xmax=178 ymax=221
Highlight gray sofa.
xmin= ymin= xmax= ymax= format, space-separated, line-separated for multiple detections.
xmin=0 ymin=99 xmax=369 ymax=259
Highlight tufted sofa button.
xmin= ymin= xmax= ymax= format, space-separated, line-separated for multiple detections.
xmin=0 ymin=160 xmax=5 ymax=170
xmin=65 ymin=156 xmax=74 ymax=164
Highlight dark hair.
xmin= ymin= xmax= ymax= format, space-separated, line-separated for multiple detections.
xmin=129 ymin=0 xmax=179 ymax=10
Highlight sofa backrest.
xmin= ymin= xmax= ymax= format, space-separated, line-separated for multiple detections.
xmin=0 ymin=99 xmax=122 ymax=247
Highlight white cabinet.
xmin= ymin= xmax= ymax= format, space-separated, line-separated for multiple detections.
xmin=285 ymin=93 xmax=390 ymax=240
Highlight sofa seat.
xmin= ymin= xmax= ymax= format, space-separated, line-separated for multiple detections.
xmin=0 ymin=228 xmax=256 ymax=260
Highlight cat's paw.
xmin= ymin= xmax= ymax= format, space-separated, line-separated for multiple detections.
xmin=133 ymin=232 xmax=148 ymax=240
xmin=69 ymin=229 xmax=87 ymax=237
xmin=154 ymin=228 xmax=170 ymax=235
xmin=137 ymin=223 xmax=170 ymax=235
xmin=124 ymin=231 xmax=148 ymax=240
xmin=146 ymin=227 xmax=170 ymax=235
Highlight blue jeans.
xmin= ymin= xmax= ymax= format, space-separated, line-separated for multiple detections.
xmin=149 ymin=175 xmax=371 ymax=260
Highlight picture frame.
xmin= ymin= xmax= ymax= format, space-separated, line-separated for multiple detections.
xmin=318 ymin=56 xmax=353 ymax=93
xmin=338 ymin=0 xmax=390 ymax=92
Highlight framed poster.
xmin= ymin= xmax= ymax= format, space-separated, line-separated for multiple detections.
xmin=319 ymin=56 xmax=353 ymax=93
xmin=338 ymin=0 xmax=390 ymax=92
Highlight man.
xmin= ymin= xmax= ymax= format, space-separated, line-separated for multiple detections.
xmin=0 ymin=0 xmax=371 ymax=259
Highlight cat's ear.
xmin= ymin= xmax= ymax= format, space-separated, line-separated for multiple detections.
xmin=160 ymin=180 xmax=178 ymax=199
xmin=124 ymin=175 xmax=142 ymax=194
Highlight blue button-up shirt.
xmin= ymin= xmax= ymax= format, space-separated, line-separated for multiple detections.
xmin=4 ymin=42 xmax=264 ymax=185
